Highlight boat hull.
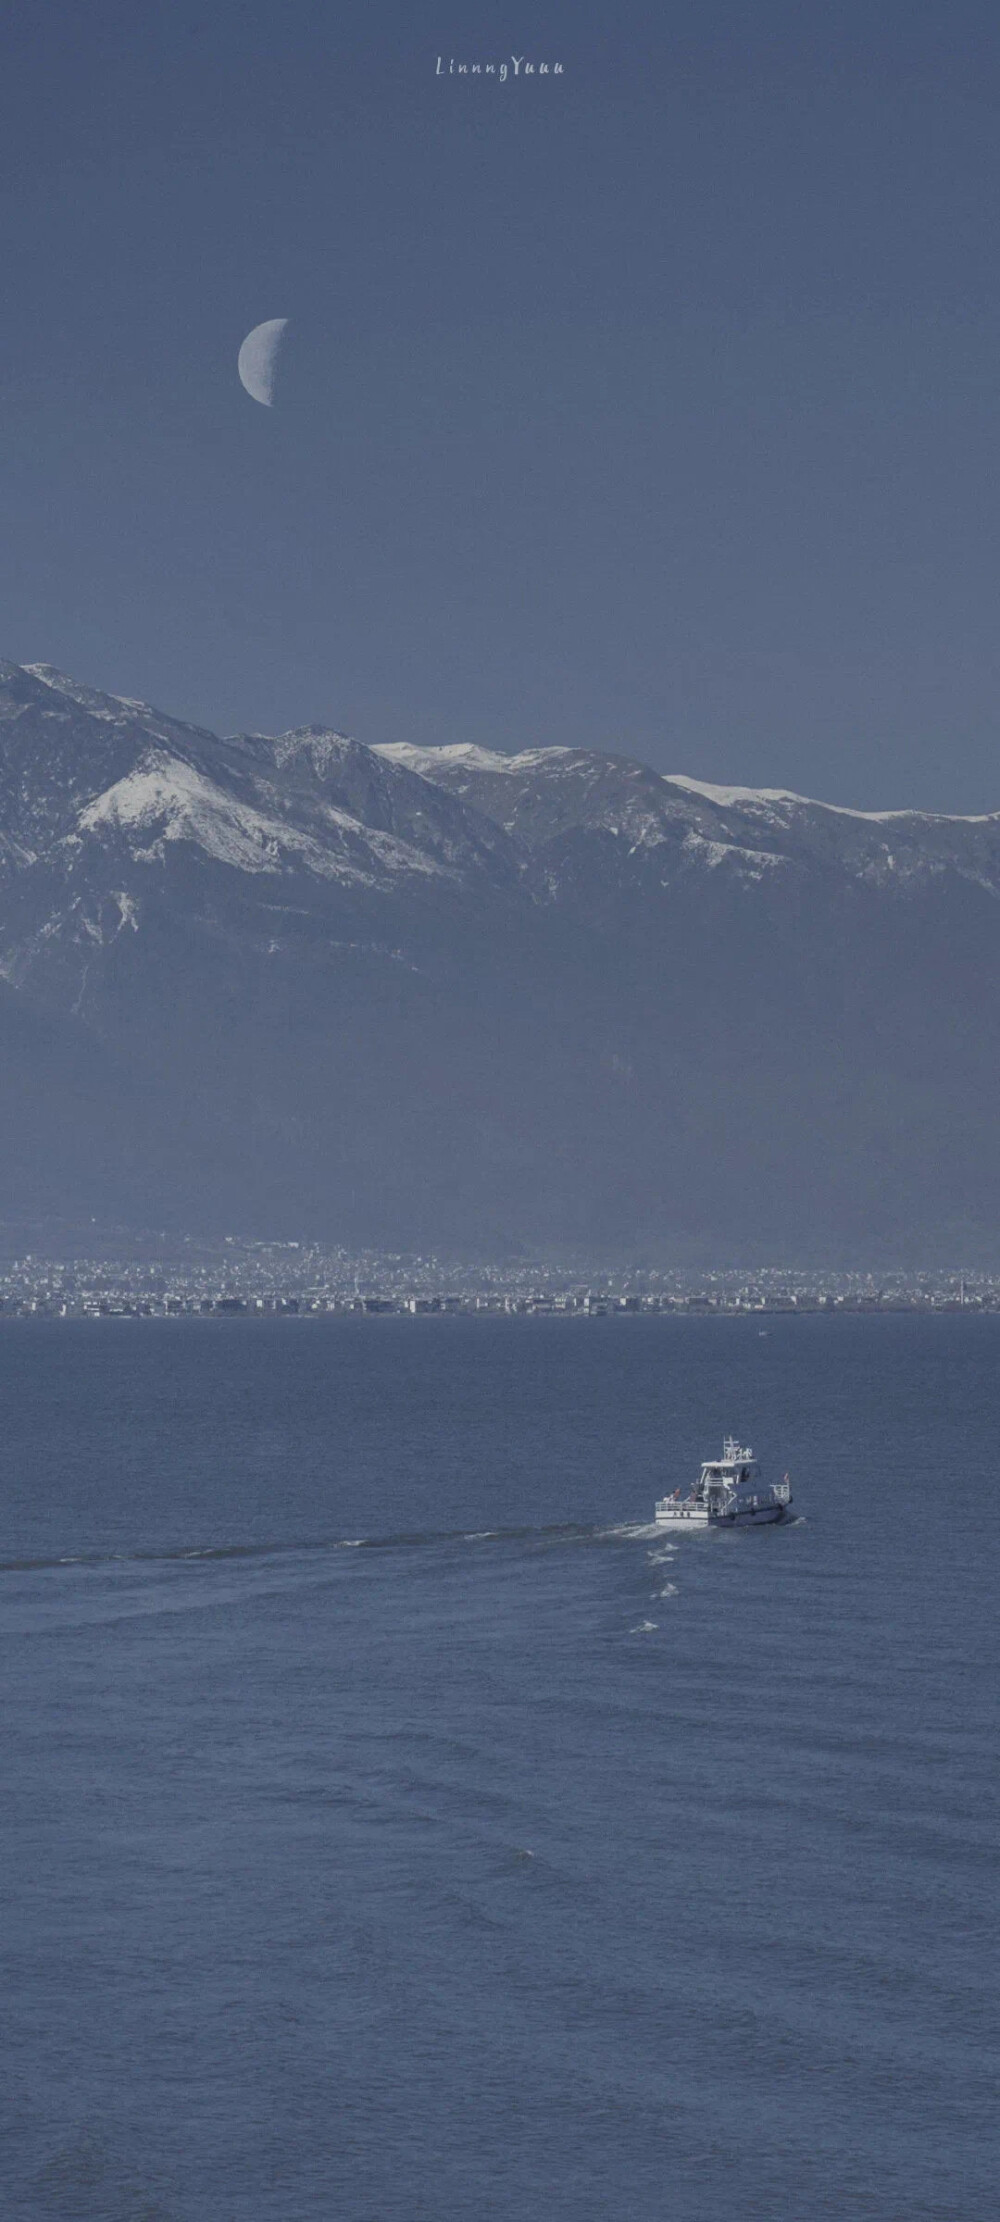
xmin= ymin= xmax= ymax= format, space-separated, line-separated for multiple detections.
xmin=654 ymin=1500 xmax=792 ymax=1530
xmin=715 ymin=1501 xmax=791 ymax=1526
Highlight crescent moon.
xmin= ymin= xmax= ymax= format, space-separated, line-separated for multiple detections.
xmin=237 ymin=318 xmax=289 ymax=408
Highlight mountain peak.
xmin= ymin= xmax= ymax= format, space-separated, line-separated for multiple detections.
xmin=24 ymin=664 xmax=154 ymax=719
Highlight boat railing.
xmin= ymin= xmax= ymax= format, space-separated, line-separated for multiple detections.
xmin=735 ymin=1481 xmax=791 ymax=1511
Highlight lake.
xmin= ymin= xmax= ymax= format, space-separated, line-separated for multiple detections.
xmin=2 ymin=1314 xmax=998 ymax=2220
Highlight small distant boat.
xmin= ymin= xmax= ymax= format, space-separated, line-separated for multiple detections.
xmin=654 ymin=1436 xmax=792 ymax=1528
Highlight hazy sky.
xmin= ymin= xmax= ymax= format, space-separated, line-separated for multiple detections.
xmin=5 ymin=0 xmax=1000 ymax=808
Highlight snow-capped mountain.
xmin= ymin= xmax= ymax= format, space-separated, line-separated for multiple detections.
xmin=2 ymin=657 xmax=1000 ymax=1259
xmin=376 ymin=739 xmax=1000 ymax=895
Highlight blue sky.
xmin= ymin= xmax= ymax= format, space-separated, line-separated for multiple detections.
xmin=4 ymin=0 xmax=1000 ymax=806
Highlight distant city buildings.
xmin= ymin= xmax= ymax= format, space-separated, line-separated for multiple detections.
xmin=0 ymin=1241 xmax=997 ymax=1318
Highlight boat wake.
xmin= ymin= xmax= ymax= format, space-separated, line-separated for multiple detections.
xmin=0 ymin=1519 xmax=636 ymax=1578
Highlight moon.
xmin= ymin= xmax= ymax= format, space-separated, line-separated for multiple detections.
xmin=237 ymin=319 xmax=289 ymax=408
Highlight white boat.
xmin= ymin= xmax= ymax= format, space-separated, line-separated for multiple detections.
xmin=655 ymin=1437 xmax=792 ymax=1528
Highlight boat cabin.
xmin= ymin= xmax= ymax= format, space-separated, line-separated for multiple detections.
xmin=698 ymin=1438 xmax=757 ymax=1504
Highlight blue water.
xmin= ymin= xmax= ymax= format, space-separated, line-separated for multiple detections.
xmin=2 ymin=1315 xmax=998 ymax=2221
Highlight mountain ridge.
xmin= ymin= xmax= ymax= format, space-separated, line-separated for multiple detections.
xmin=2 ymin=657 xmax=999 ymax=1261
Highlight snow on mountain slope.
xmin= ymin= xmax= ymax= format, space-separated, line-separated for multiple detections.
xmin=24 ymin=663 xmax=211 ymax=733
xmin=74 ymin=750 xmax=450 ymax=885
xmin=0 ymin=665 xmax=535 ymax=1015
xmin=8 ymin=661 xmax=1000 ymax=911
xmin=0 ymin=666 xmax=518 ymax=901
xmin=376 ymin=741 xmax=1000 ymax=895
xmin=660 ymin=775 xmax=1000 ymax=891
xmin=373 ymin=742 xmax=812 ymax=859
xmin=240 ymin=728 xmax=522 ymax=885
